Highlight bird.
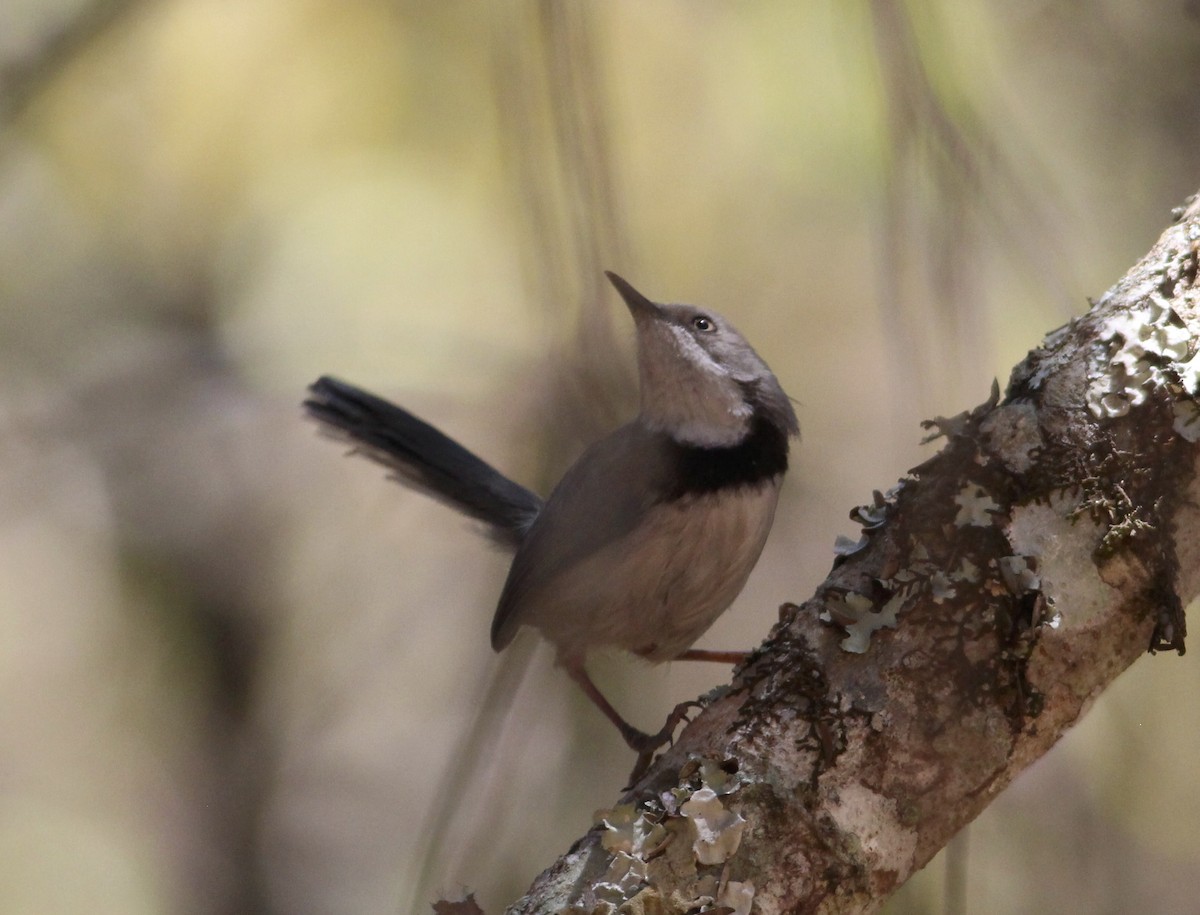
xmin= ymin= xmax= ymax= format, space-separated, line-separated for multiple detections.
xmin=304 ymin=271 xmax=799 ymax=775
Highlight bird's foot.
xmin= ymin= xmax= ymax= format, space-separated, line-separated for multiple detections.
xmin=623 ymin=699 xmax=704 ymax=786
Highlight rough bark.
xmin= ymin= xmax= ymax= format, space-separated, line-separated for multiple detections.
xmin=500 ymin=194 xmax=1200 ymax=915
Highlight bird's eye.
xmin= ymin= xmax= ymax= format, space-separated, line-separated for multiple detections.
xmin=691 ymin=315 xmax=715 ymax=333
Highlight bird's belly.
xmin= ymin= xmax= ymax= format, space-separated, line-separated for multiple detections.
xmin=525 ymin=483 xmax=782 ymax=662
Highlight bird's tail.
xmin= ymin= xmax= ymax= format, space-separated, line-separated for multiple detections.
xmin=304 ymin=376 xmax=543 ymax=548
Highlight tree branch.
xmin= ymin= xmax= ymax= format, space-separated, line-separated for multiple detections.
xmin=493 ymin=193 xmax=1200 ymax=914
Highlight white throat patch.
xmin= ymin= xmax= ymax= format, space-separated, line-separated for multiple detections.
xmin=637 ymin=318 xmax=753 ymax=447
xmin=664 ymin=414 xmax=752 ymax=447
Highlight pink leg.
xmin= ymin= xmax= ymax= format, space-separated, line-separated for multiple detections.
xmin=675 ymin=648 xmax=750 ymax=664
xmin=562 ymin=661 xmax=650 ymax=749
xmin=562 ymin=660 xmax=701 ymax=784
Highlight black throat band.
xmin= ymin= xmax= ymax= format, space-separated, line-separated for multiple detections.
xmin=663 ymin=413 xmax=790 ymax=501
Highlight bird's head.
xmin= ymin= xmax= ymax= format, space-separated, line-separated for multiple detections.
xmin=605 ymin=271 xmax=798 ymax=448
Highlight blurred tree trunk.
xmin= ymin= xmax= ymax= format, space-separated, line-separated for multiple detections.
xmin=495 ymin=196 xmax=1200 ymax=914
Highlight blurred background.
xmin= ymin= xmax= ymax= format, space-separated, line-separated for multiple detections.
xmin=2 ymin=1 xmax=1199 ymax=913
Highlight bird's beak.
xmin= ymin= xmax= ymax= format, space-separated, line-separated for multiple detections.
xmin=605 ymin=271 xmax=660 ymax=319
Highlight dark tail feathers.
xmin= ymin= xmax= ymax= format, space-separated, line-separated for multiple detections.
xmin=304 ymin=377 xmax=542 ymax=548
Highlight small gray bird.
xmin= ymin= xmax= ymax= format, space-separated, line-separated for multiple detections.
xmin=305 ymin=272 xmax=798 ymax=771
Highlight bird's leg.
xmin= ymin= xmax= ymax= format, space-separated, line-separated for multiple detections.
xmin=563 ymin=661 xmax=654 ymax=749
xmin=563 ymin=661 xmax=700 ymax=783
xmin=674 ymin=648 xmax=750 ymax=664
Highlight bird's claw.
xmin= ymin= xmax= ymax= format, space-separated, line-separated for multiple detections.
xmin=624 ymin=699 xmax=705 ymax=786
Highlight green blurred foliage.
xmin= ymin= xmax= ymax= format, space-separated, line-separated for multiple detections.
xmin=1 ymin=1 xmax=1198 ymax=913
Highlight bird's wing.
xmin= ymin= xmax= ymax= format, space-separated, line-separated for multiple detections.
xmin=490 ymin=422 xmax=669 ymax=650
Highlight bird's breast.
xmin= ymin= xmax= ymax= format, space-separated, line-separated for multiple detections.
xmin=524 ymin=479 xmax=783 ymax=662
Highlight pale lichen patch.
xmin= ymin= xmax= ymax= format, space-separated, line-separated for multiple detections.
xmin=821 ymin=591 xmax=898 ymax=654
xmin=954 ymin=484 xmax=1001 ymax=527
xmin=588 ymin=759 xmax=752 ymax=909
xmin=824 ymin=783 xmax=918 ymax=875
xmin=998 ymin=555 xmax=1040 ymax=594
xmin=1006 ymin=499 xmax=1115 ymax=629
xmin=595 ymin=853 xmax=649 ymax=904
xmin=1086 ymin=291 xmax=1199 ymax=418
xmin=1173 ymin=398 xmax=1200 ymax=442
xmin=680 ymin=788 xmax=746 ymax=865
xmin=980 ymin=402 xmax=1043 ymax=473
xmin=717 ymin=880 xmax=756 ymax=915
xmin=929 ymin=571 xmax=956 ymax=603
xmin=599 ymin=804 xmax=666 ymax=857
